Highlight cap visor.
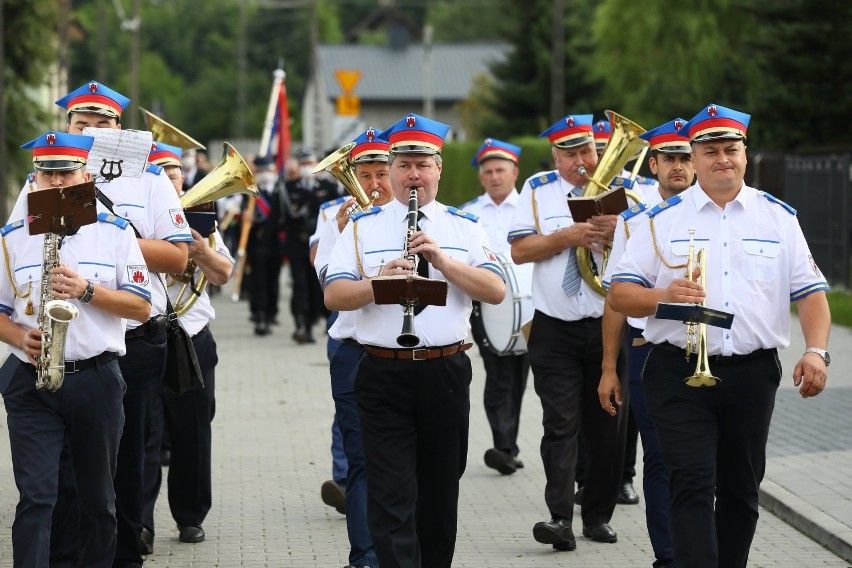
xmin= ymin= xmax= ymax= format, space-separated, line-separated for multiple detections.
xmin=554 ymin=137 xmax=595 ymax=149
xmin=352 ymin=154 xmax=389 ymax=164
xmin=33 ymin=160 xmax=87 ymax=172
xmin=692 ymin=131 xmax=745 ymax=143
xmin=390 ymin=145 xmax=440 ymax=155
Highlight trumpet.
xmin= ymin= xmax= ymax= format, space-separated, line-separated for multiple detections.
xmin=684 ymin=228 xmax=720 ymax=387
xmin=397 ymin=187 xmax=421 ymax=347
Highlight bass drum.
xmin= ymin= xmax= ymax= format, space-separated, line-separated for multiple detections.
xmin=471 ymin=254 xmax=534 ymax=355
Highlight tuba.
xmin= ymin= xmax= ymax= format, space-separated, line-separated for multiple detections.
xmin=313 ymin=142 xmax=379 ymax=214
xmin=139 ymin=107 xmax=206 ymax=150
xmin=576 ymin=111 xmax=648 ymax=295
xmin=169 ymin=143 xmax=258 ymax=315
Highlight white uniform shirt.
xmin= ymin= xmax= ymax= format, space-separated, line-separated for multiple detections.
xmin=309 ymin=197 xmax=347 ymax=249
xmin=326 ymin=198 xmax=504 ymax=348
xmin=0 ymin=215 xmax=151 ymax=362
xmin=508 ymin=171 xmax=605 ymax=321
xmin=461 ymin=190 xmax=518 ymax=256
xmin=10 ymin=168 xmax=193 ymax=328
xmin=167 ymin=230 xmax=234 ymax=336
xmin=611 ymin=183 xmax=829 ymax=356
xmin=313 ymin=209 xmax=358 ymax=342
xmin=602 ymin=186 xmax=664 ymax=331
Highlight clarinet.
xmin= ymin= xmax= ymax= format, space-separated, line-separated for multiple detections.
xmin=396 ymin=187 xmax=420 ymax=347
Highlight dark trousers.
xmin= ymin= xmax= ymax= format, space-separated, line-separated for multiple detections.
xmin=477 ymin=345 xmax=529 ymax=456
xmin=527 ymin=310 xmax=627 ymax=525
xmin=356 ymin=352 xmax=472 ymax=568
xmin=289 ymin=255 xmax=324 ymax=325
xmin=248 ymin=249 xmax=282 ymax=321
xmin=626 ymin=327 xmax=672 ymax=567
xmin=113 ymin=328 xmax=168 ymax=565
xmin=2 ymin=355 xmax=124 ymax=568
xmin=643 ymin=345 xmax=780 ymax=568
xmin=331 ymin=342 xmax=377 ymax=567
xmin=326 ymin=318 xmax=349 ymax=483
xmin=143 ymin=327 xmax=217 ymax=532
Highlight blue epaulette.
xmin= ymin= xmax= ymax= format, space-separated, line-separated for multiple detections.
xmin=634 ymin=175 xmax=656 ymax=185
xmin=620 ymin=202 xmax=648 ymax=222
xmin=145 ymin=163 xmax=163 ymax=175
xmin=529 ymin=171 xmax=559 ymax=189
xmin=351 ymin=206 xmax=382 ymax=221
xmin=646 ymin=194 xmax=683 ymax=218
xmin=98 ymin=212 xmax=130 ymax=229
xmin=320 ymin=196 xmax=347 ymax=211
xmin=0 ymin=219 xmax=25 ymax=237
xmin=446 ymin=206 xmax=479 ymax=222
xmin=760 ymin=191 xmax=796 ymax=215
xmin=459 ymin=195 xmax=482 ymax=210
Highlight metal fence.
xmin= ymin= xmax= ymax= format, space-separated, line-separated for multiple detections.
xmin=783 ymin=154 xmax=850 ymax=290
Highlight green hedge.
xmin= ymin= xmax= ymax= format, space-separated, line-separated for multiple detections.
xmin=437 ymin=137 xmax=554 ymax=207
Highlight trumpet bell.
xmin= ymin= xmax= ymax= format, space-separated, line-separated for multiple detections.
xmin=314 ymin=142 xmax=374 ymax=211
xmin=140 ymin=107 xmax=206 ymax=150
xmin=180 ymin=143 xmax=258 ymax=209
xmin=685 ymin=372 xmax=721 ymax=387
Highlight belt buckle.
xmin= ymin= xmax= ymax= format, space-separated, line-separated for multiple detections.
xmin=411 ymin=348 xmax=428 ymax=361
xmin=65 ymin=360 xmax=78 ymax=374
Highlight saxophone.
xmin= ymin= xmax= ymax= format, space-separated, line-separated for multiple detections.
xmin=35 ymin=232 xmax=79 ymax=391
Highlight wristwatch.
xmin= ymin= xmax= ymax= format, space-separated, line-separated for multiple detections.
xmin=804 ymin=347 xmax=830 ymax=367
xmin=80 ymin=280 xmax=95 ymax=304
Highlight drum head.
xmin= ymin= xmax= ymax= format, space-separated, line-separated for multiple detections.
xmin=478 ymin=255 xmax=534 ymax=355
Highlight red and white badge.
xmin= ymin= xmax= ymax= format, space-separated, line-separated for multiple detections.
xmin=127 ymin=265 xmax=150 ymax=287
xmin=482 ymin=246 xmax=498 ymax=263
xmin=809 ymin=255 xmax=822 ymax=277
xmin=170 ymin=208 xmax=188 ymax=228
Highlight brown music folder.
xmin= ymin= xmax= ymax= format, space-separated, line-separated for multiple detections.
xmin=27 ymin=181 xmax=98 ymax=236
xmin=567 ymin=186 xmax=628 ymax=223
xmin=371 ymin=275 xmax=448 ymax=307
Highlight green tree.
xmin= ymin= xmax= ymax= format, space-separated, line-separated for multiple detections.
xmin=427 ymin=0 xmax=512 ymax=42
xmin=2 ymin=0 xmax=58 ymax=214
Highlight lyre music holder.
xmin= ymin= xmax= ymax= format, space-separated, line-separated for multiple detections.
xmin=27 ymin=181 xmax=98 ymax=236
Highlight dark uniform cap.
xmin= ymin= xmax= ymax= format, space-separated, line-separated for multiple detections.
xmin=21 ymin=131 xmax=95 ymax=171
xmin=55 ymin=81 xmax=131 ymax=119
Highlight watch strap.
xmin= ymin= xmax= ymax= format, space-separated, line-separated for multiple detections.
xmin=80 ymin=280 xmax=95 ymax=304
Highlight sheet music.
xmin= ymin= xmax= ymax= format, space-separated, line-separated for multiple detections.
xmin=83 ymin=127 xmax=153 ymax=180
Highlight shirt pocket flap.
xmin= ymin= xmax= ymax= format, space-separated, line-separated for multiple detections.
xmin=670 ymin=239 xmax=710 ymax=257
xmin=363 ymin=248 xmax=401 ymax=268
xmin=77 ymin=261 xmax=115 ymax=282
xmin=114 ymin=203 xmax=145 ymax=222
xmin=742 ymin=240 xmax=781 ymax=258
xmin=13 ymin=264 xmax=40 ymax=287
xmin=542 ymin=216 xmax=570 ymax=234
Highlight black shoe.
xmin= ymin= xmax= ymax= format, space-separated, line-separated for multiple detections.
xmin=582 ymin=522 xmax=617 ymax=543
xmin=617 ymin=480 xmax=640 ymax=504
xmin=138 ymin=527 xmax=154 ymax=555
xmin=254 ymin=321 xmax=271 ymax=336
xmin=533 ymin=518 xmax=576 ymax=550
xmin=575 ymin=487 xmax=583 ymax=507
xmin=178 ymin=525 xmax=205 ymax=543
xmin=484 ymin=448 xmax=517 ymax=475
xmin=321 ymin=479 xmax=346 ymax=515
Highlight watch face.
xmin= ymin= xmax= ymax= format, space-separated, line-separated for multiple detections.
xmin=824 ymin=352 xmax=831 ymax=366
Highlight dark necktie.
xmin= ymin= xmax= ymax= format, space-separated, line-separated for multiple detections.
xmin=414 ymin=211 xmax=429 ymax=315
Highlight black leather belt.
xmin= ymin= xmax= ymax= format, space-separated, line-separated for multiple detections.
xmin=59 ymin=352 xmax=118 ymax=374
xmin=364 ymin=342 xmax=472 ymax=361
xmin=125 ymin=315 xmax=167 ymax=340
xmin=340 ymin=338 xmax=362 ymax=348
xmin=656 ymin=342 xmax=776 ymax=365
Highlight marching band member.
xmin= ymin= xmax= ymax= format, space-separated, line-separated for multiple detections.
xmin=324 ymin=114 xmax=505 ymax=568
xmin=598 ymin=118 xmax=696 ymax=568
xmin=508 ymin=114 xmax=625 ymax=551
xmin=608 ymin=104 xmax=831 ymax=568
xmin=313 ymin=128 xmax=394 ymax=568
xmin=0 ymin=132 xmax=151 ymax=567
xmin=140 ymin=142 xmax=233 ymax=551
xmin=461 ymin=138 xmax=530 ymax=476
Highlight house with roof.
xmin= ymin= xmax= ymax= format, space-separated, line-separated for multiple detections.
xmin=302 ymin=36 xmax=509 ymax=152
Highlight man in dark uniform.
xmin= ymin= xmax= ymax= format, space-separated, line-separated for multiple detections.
xmin=609 ymin=103 xmax=831 ymax=568
xmin=283 ymin=150 xmax=343 ymax=343
xmin=247 ymin=156 xmax=284 ymax=336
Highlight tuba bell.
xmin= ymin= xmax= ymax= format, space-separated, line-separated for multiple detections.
xmin=140 ymin=107 xmax=206 ymax=150
xmin=576 ymin=111 xmax=648 ymax=295
xmin=169 ymin=143 xmax=259 ymax=315
xmin=313 ymin=142 xmax=379 ymax=214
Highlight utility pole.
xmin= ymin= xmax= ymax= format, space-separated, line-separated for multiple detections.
xmin=423 ymin=25 xmax=434 ymax=119
xmin=549 ymin=0 xmax=565 ymax=122
xmin=236 ymin=0 xmax=248 ymax=138
xmin=97 ymin=0 xmax=108 ymax=82
xmin=0 ymin=0 xmax=7 ymax=223
xmin=128 ymin=0 xmax=140 ymax=129
xmin=310 ymin=0 xmax=320 ymax=150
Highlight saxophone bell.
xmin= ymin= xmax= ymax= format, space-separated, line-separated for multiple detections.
xmin=36 ymin=299 xmax=79 ymax=391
